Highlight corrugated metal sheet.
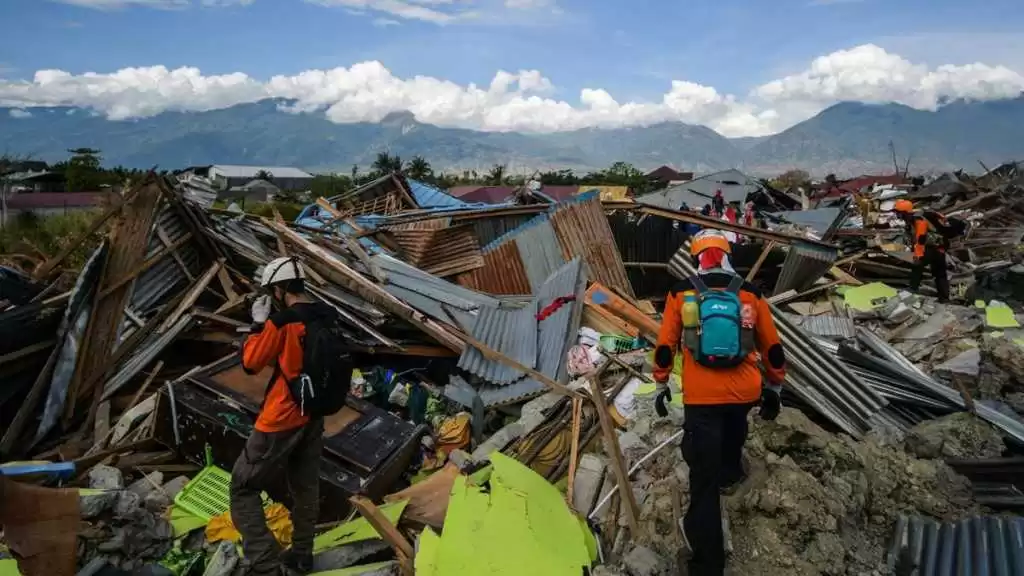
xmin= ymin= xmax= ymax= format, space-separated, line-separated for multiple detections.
xmin=35 ymin=241 xmax=106 ymax=444
xmin=766 ymin=208 xmax=846 ymax=238
xmin=101 ymin=315 xmax=194 ymax=400
xmin=374 ymin=254 xmax=499 ymax=332
xmin=888 ymin=514 xmax=1024 ymax=574
xmin=548 ymin=192 xmax=634 ymax=298
xmin=513 ymin=216 xmax=566 ymax=289
xmin=177 ymin=176 xmax=218 ymax=208
xmin=774 ymin=242 xmax=839 ymax=295
xmin=389 ymin=225 xmax=484 ymax=278
xmin=407 ymin=179 xmax=469 ymax=209
xmin=456 ymin=241 xmax=533 ymax=295
xmin=464 ymin=214 xmax=536 ymax=247
xmin=636 ymin=169 xmax=762 ymax=209
xmin=457 ymin=302 xmax=538 ymax=384
xmin=129 ymin=207 xmax=204 ymax=317
xmin=783 ymin=314 xmax=855 ymax=340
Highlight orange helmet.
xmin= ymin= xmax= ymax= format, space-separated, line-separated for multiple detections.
xmin=893 ymin=199 xmax=914 ymax=214
xmin=690 ymin=230 xmax=731 ymax=256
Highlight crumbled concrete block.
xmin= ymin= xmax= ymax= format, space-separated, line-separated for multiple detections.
xmin=622 ymin=545 xmax=667 ymax=576
xmin=89 ymin=465 xmax=124 ymax=490
xmin=572 ymin=454 xmax=607 ymax=515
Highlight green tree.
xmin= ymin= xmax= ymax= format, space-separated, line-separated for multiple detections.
xmin=539 ymin=169 xmax=579 ymax=186
xmin=310 ymin=174 xmax=354 ymax=198
xmin=62 ymin=148 xmax=103 ymax=191
xmin=776 ymin=169 xmax=811 ymax=190
xmin=487 ymin=164 xmax=506 ymax=185
xmin=372 ymin=152 xmax=403 ymax=175
xmin=255 ymin=169 xmax=275 ymax=182
xmin=405 ymin=156 xmax=433 ymax=181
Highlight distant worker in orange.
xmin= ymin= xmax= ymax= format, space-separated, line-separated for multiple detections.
xmin=653 ymin=230 xmax=786 ymax=576
xmin=893 ymin=200 xmax=966 ymax=303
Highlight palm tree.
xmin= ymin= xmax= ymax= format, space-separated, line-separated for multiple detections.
xmin=487 ymin=164 xmax=506 ymax=185
xmin=372 ymin=152 xmax=403 ymax=175
xmin=405 ymin=156 xmax=432 ymax=181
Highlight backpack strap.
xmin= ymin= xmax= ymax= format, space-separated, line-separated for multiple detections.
xmin=725 ymin=274 xmax=744 ymax=294
xmin=690 ymin=274 xmax=709 ymax=294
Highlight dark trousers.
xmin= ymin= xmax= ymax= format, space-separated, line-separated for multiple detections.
xmin=681 ymin=403 xmax=755 ymax=576
xmin=231 ymin=421 xmax=324 ymax=575
xmin=909 ymin=248 xmax=949 ymax=302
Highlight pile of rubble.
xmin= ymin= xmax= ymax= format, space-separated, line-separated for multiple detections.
xmin=1 ymin=165 xmax=1023 ymax=576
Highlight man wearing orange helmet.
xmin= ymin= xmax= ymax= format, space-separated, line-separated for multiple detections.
xmin=653 ymin=230 xmax=787 ymax=576
xmin=893 ymin=200 xmax=963 ymax=302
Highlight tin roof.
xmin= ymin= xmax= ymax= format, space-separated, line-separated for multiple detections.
xmin=209 ymin=165 xmax=313 ymax=179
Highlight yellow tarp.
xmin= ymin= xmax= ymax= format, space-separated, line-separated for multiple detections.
xmin=842 ymin=282 xmax=898 ymax=312
xmin=313 ymin=501 xmax=408 ymax=552
xmin=416 ymin=452 xmax=592 ymax=576
xmin=206 ymin=503 xmax=292 ymax=547
xmin=985 ymin=305 xmax=1021 ymax=329
xmin=580 ymin=186 xmax=630 ymax=202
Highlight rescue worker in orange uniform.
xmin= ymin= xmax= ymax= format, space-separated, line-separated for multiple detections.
xmin=894 ymin=199 xmax=963 ymax=303
xmin=653 ymin=230 xmax=787 ymax=576
xmin=231 ymin=257 xmax=336 ymax=576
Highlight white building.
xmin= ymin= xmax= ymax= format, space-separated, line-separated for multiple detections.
xmin=179 ymin=165 xmax=314 ymax=192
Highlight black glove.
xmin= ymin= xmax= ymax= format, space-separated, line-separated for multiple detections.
xmin=759 ymin=387 xmax=781 ymax=421
xmin=655 ymin=383 xmax=671 ymax=418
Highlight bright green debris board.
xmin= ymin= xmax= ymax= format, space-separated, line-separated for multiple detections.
xmin=309 ymin=561 xmax=395 ymax=576
xmin=843 ymin=283 xmax=898 ymax=312
xmin=416 ymin=528 xmax=441 ymax=576
xmin=0 ymin=559 xmax=20 ymax=576
xmin=985 ymin=305 xmax=1021 ymax=329
xmin=167 ymin=505 xmax=208 ymax=538
xmin=313 ymin=501 xmax=408 ymax=552
xmin=420 ymin=452 xmax=592 ymax=576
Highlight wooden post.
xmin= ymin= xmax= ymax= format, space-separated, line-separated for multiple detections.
xmin=587 ymin=376 xmax=640 ymax=535
xmin=462 ymin=334 xmax=580 ymax=398
xmin=566 ymin=396 xmax=583 ymax=508
xmin=746 ymin=241 xmax=775 ymax=282
xmin=349 ymin=496 xmax=414 ymax=576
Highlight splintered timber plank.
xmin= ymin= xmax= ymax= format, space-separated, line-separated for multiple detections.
xmin=67 ymin=179 xmax=165 ymax=427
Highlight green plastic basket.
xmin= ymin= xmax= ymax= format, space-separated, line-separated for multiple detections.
xmin=174 ymin=465 xmax=233 ymax=521
xmin=600 ymin=334 xmax=638 ymax=354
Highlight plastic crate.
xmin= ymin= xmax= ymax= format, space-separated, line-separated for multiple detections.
xmin=599 ymin=334 xmax=638 ymax=354
xmin=174 ymin=465 xmax=233 ymax=521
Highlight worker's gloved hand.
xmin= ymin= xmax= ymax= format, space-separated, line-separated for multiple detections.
xmin=251 ymin=295 xmax=271 ymax=324
xmin=655 ymin=381 xmax=671 ymax=418
xmin=759 ymin=386 xmax=781 ymax=421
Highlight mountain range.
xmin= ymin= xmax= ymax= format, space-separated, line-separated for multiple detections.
xmin=2 ymin=96 xmax=1023 ymax=177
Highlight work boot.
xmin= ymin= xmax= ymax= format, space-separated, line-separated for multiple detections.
xmin=720 ymin=473 xmax=748 ymax=495
xmin=280 ymin=550 xmax=313 ymax=576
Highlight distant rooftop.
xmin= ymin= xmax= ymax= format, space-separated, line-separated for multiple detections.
xmin=207 ymin=165 xmax=314 ymax=179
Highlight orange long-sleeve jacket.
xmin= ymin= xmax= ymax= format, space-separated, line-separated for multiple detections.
xmin=241 ymin=304 xmax=320 ymax=433
xmin=653 ymin=271 xmax=786 ymax=405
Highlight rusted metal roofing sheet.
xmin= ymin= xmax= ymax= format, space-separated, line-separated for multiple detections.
xmin=389 ymin=225 xmax=484 ymax=278
xmin=549 ymin=192 xmax=634 ymax=298
xmin=456 ymin=241 xmax=533 ymax=295
xmin=887 ymin=514 xmax=1024 ymax=575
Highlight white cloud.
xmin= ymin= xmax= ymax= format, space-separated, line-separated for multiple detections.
xmin=372 ymin=17 xmax=401 ymax=26
xmin=304 ymin=0 xmax=460 ymax=24
xmin=52 ymin=0 xmax=189 ymax=9
xmin=1 ymin=44 xmax=1021 ymax=137
xmin=9 ymin=109 xmax=33 ymax=118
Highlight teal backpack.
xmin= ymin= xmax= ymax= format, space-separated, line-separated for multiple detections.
xmin=686 ymin=274 xmax=749 ymax=368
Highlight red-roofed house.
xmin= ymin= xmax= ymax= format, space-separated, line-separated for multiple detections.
xmin=1 ymin=192 xmax=113 ymax=222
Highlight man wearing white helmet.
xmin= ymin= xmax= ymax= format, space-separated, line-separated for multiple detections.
xmin=231 ymin=256 xmax=343 ymax=576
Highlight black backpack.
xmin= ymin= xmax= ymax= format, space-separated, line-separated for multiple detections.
xmin=286 ymin=306 xmax=353 ymax=418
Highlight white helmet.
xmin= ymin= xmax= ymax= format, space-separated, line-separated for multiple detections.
xmin=259 ymin=256 xmax=305 ymax=288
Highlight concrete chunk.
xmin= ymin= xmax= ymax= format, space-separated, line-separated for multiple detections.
xmin=572 ymin=454 xmax=607 ymax=515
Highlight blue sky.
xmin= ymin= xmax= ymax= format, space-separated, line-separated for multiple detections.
xmin=2 ymin=0 xmax=1024 ymax=136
